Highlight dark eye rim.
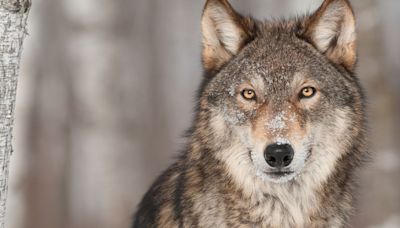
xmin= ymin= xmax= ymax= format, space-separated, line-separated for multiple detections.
xmin=299 ymin=86 xmax=317 ymax=99
xmin=241 ymin=88 xmax=257 ymax=101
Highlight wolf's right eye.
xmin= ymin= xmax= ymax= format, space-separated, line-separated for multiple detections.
xmin=241 ymin=89 xmax=256 ymax=101
xmin=299 ymin=87 xmax=316 ymax=99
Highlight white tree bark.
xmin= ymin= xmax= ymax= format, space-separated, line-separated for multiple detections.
xmin=0 ymin=0 xmax=30 ymax=227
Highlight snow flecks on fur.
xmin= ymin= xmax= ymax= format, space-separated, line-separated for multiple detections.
xmin=228 ymin=86 xmax=236 ymax=97
xmin=267 ymin=112 xmax=287 ymax=132
xmin=222 ymin=105 xmax=247 ymax=125
xmin=266 ymin=111 xmax=298 ymax=133
xmin=266 ymin=111 xmax=298 ymax=144
xmin=275 ymin=137 xmax=290 ymax=145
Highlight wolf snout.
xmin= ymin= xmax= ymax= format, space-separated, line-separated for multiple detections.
xmin=264 ymin=143 xmax=294 ymax=168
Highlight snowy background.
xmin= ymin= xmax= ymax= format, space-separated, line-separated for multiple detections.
xmin=5 ymin=0 xmax=400 ymax=227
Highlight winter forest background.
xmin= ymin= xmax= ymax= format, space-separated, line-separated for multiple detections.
xmin=4 ymin=0 xmax=400 ymax=227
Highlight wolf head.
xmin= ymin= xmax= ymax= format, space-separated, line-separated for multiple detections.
xmin=195 ymin=0 xmax=365 ymax=187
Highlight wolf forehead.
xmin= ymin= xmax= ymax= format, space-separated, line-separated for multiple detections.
xmin=206 ymin=32 xmax=342 ymax=88
xmin=220 ymin=37 xmax=324 ymax=82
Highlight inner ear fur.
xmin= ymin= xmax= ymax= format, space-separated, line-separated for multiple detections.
xmin=303 ymin=0 xmax=357 ymax=71
xmin=201 ymin=0 xmax=255 ymax=75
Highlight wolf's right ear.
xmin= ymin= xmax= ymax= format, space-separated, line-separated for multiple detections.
xmin=201 ymin=0 xmax=254 ymax=75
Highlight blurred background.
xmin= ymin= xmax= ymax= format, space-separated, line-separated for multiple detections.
xmin=4 ymin=0 xmax=400 ymax=227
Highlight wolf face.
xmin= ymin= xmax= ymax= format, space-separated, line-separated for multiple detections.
xmin=200 ymin=0 xmax=364 ymax=185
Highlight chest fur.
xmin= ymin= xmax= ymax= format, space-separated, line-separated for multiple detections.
xmin=192 ymin=185 xmax=320 ymax=228
xmin=239 ymin=190 xmax=317 ymax=228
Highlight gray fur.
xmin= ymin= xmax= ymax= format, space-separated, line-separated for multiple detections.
xmin=133 ymin=0 xmax=367 ymax=227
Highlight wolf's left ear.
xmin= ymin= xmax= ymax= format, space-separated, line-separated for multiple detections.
xmin=201 ymin=0 xmax=254 ymax=75
xmin=303 ymin=0 xmax=357 ymax=71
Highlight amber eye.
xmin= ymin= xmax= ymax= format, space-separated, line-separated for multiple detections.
xmin=300 ymin=87 xmax=316 ymax=99
xmin=241 ymin=89 xmax=256 ymax=100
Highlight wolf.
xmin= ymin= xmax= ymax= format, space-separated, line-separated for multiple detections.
xmin=133 ymin=0 xmax=367 ymax=227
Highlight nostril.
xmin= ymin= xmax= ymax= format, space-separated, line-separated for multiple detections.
xmin=283 ymin=155 xmax=293 ymax=166
xmin=283 ymin=155 xmax=290 ymax=162
xmin=267 ymin=156 xmax=276 ymax=164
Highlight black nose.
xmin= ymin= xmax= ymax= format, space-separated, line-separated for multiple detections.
xmin=264 ymin=143 xmax=294 ymax=168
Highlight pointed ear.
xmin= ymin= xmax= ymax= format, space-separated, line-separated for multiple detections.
xmin=303 ymin=0 xmax=357 ymax=71
xmin=201 ymin=0 xmax=254 ymax=74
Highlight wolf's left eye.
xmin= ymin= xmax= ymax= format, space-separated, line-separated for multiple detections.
xmin=300 ymin=87 xmax=316 ymax=99
xmin=241 ymin=89 xmax=256 ymax=100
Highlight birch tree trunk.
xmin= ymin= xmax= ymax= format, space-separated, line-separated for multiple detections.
xmin=0 ymin=0 xmax=31 ymax=227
